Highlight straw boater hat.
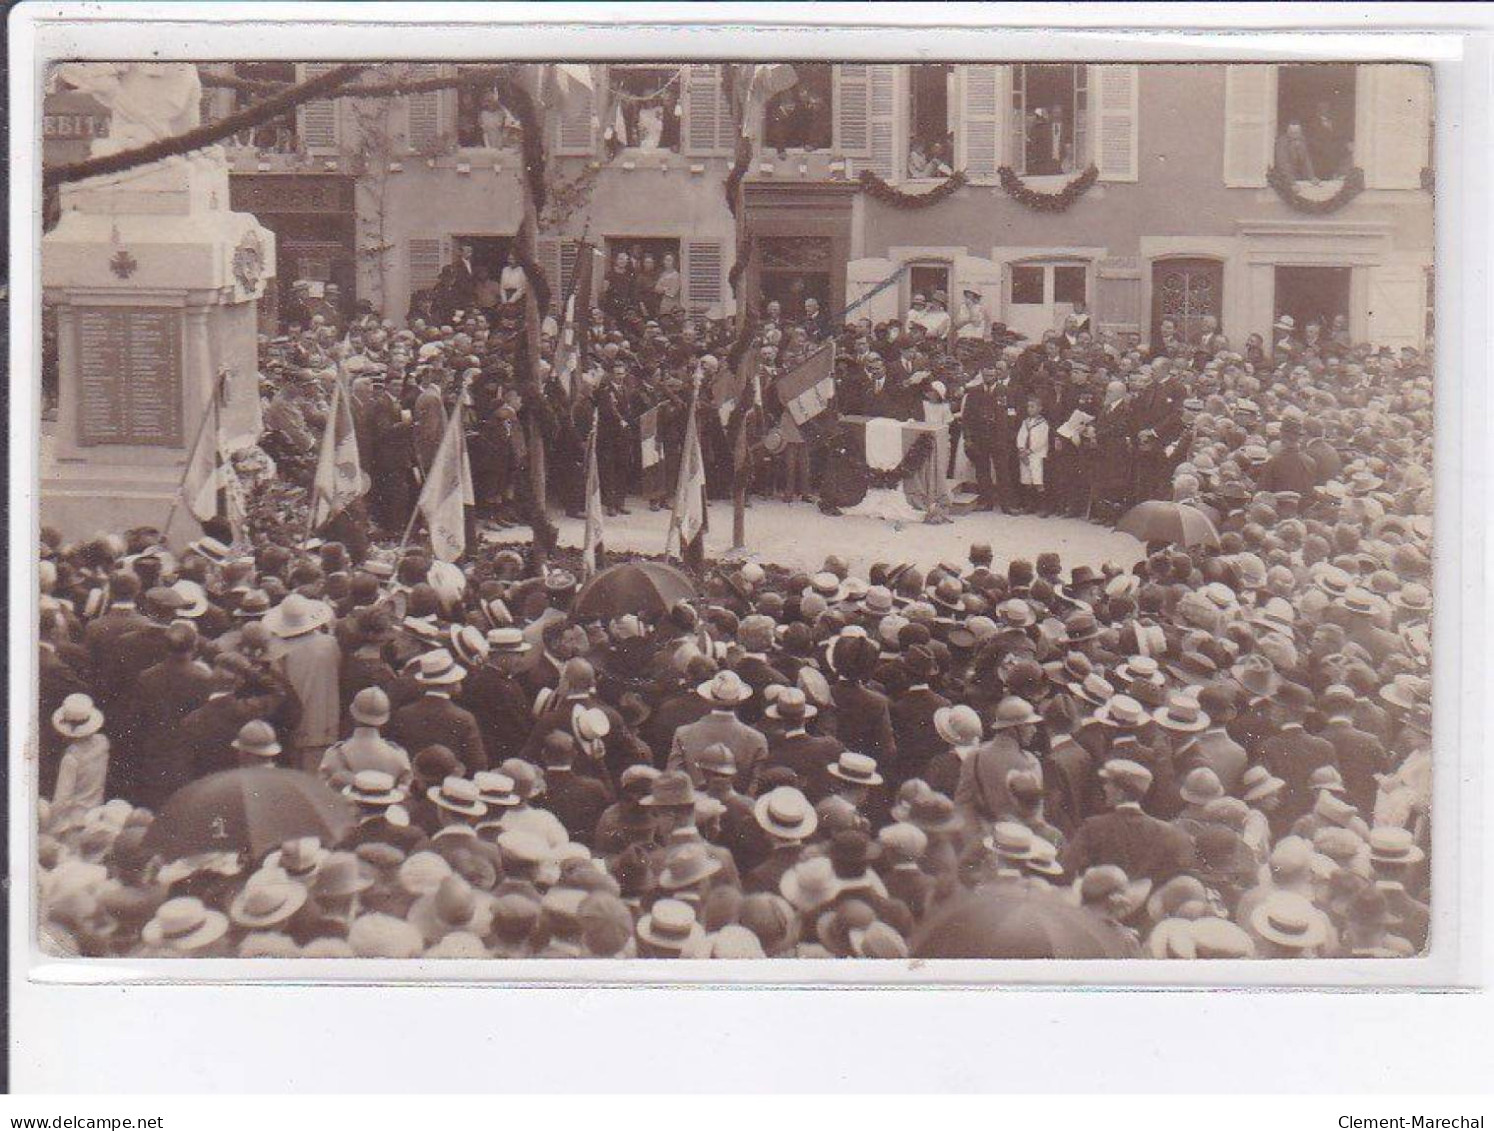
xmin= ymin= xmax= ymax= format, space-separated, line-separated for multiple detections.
xmin=826 ymin=752 xmax=884 ymax=788
xmin=473 ymin=772 xmax=523 ymax=809
xmin=263 ymin=837 xmax=328 ymax=880
xmin=141 ymin=896 xmax=230 ymax=952
xmin=933 ymin=704 xmax=983 ymax=749
xmin=229 ymin=877 xmax=308 ymax=930
xmin=342 ymin=770 xmax=407 ymax=808
xmin=1240 ymin=765 xmax=1286 ymax=804
xmin=263 ymin=593 xmax=334 ymax=639
xmin=1250 ymin=891 xmax=1329 ymax=950
xmin=1093 ymin=694 xmax=1149 ymax=729
xmin=1368 ymin=826 xmax=1426 ymax=867
xmin=636 ymin=898 xmax=705 ymax=952
xmin=414 ymin=648 xmax=467 ymax=686
xmin=486 ymin=626 xmax=532 ymax=654
xmin=1153 ymin=692 xmax=1211 ymax=733
xmin=52 ymin=693 xmax=104 ymax=739
xmin=427 ymin=776 xmax=488 ymax=819
xmin=754 ymin=787 xmax=818 ymax=840
xmin=765 ymin=687 xmax=817 ymax=722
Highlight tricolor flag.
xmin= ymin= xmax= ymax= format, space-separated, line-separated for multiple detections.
xmin=309 ymin=372 xmax=369 ymax=528
xmin=414 ymin=398 xmax=475 ymax=563
xmin=666 ymin=384 xmax=708 ymax=558
xmin=774 ymin=342 xmax=838 ymax=440
xmin=581 ymin=408 xmax=604 ymax=577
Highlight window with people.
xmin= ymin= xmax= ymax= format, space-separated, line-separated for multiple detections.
xmin=456 ymin=79 xmax=519 ymax=149
xmin=608 ymin=65 xmax=683 ymax=152
xmin=907 ymin=64 xmax=954 ymax=178
xmin=763 ymin=62 xmax=832 ymax=151
xmin=231 ymin=62 xmax=298 ymax=152
xmin=1275 ymin=63 xmax=1356 ymax=183
xmin=599 ymin=238 xmax=686 ymax=325
xmin=1011 ymin=64 xmax=1088 ymax=176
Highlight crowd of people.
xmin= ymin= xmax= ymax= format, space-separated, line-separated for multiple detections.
xmin=35 ymin=258 xmax=1434 ymax=960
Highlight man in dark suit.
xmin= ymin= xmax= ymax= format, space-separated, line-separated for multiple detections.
xmin=1315 ymin=684 xmax=1389 ymax=817
xmin=828 ymin=636 xmax=897 ymax=773
xmin=130 ymin=621 xmax=216 ymax=750
xmin=537 ymin=731 xmax=611 ymax=847
xmin=459 ymin=630 xmax=534 ymax=769
xmin=449 ymin=242 xmax=479 ymax=314
xmin=387 ymin=651 xmax=488 ymax=775
xmin=1260 ymin=685 xmax=1339 ymax=825
xmin=639 ymin=656 xmax=716 ymax=765
xmin=731 ymin=616 xmax=788 ymax=726
xmin=755 ymin=688 xmax=844 ymax=798
xmin=39 ymin=608 xmax=90 ymax=797
xmin=151 ymin=655 xmax=295 ymax=806
xmin=1257 ymin=420 xmax=1318 ymax=496
xmin=1061 ymin=758 xmax=1196 ymax=885
xmin=959 ymin=362 xmax=1007 ymax=510
xmin=888 ymin=646 xmax=951 ymax=788
xmin=81 ymin=572 xmax=151 ymax=707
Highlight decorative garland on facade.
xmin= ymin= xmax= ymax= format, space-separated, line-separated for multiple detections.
xmin=492 ymin=71 xmax=548 ymax=213
xmin=996 ymin=164 xmax=1099 ymax=212
xmin=858 ymin=168 xmax=968 ymax=209
xmin=1265 ymin=165 xmax=1365 ymax=214
xmin=724 ymin=134 xmax=754 ymax=217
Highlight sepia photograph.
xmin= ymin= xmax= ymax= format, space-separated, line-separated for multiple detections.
xmin=27 ymin=46 xmax=1440 ymax=970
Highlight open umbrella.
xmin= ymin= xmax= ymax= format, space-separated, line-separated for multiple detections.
xmin=911 ymin=882 xmax=1142 ymax=959
xmin=141 ymin=767 xmax=356 ymax=862
xmin=1117 ymin=500 xmax=1221 ymax=549
xmin=571 ymin=560 xmax=697 ymax=621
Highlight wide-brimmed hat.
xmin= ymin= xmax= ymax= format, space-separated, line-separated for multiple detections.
xmin=905 ymin=791 xmax=963 ymax=834
xmin=187 ymin=535 xmax=234 ymax=563
xmin=1240 ymin=765 xmax=1286 ymax=803
xmin=234 ymin=589 xmax=271 ymax=619
xmin=780 ymin=856 xmax=842 ymax=913
xmin=263 ymin=837 xmax=328 ymax=880
xmin=449 ymin=624 xmax=490 ymax=669
xmin=171 ymin=579 xmax=210 ymax=619
xmin=640 ymin=770 xmax=697 ymax=810
xmin=765 ymin=687 xmax=817 ymax=722
xmin=1153 ymin=693 xmax=1211 ymax=733
xmin=231 ymin=719 xmax=282 ymax=759
xmin=860 ymin=586 xmax=896 ymax=616
xmin=142 ymin=896 xmax=230 ymax=951
xmin=1368 ymin=826 xmax=1426 ymax=866
xmin=754 ymin=787 xmax=818 ymax=840
xmin=263 ymin=593 xmax=334 ymax=638
xmin=826 ymin=752 xmax=884 ymax=787
xmin=1098 ymin=758 xmax=1153 ymax=796
xmin=343 ymin=770 xmax=406 ymax=807
xmin=229 ymin=878 xmax=308 ymax=929
xmin=933 ymin=704 xmax=983 ymax=748
xmin=427 ymin=775 xmax=488 ymax=818
xmin=486 ymin=626 xmax=532 ymax=654
xmin=1067 ymin=671 xmax=1116 ymax=709
xmin=1229 ymin=655 xmax=1281 ymax=699
xmin=52 ymin=693 xmax=104 ymax=739
xmin=1250 ymin=891 xmax=1329 ymax=950
xmin=989 ymin=695 xmax=1042 ymax=731
xmin=697 ymin=669 xmax=753 ymax=706
xmin=1093 ymin=694 xmax=1149 ymax=729
xmin=636 ymin=898 xmax=704 ymax=951
xmin=472 ymin=772 xmax=523 ymax=809
xmin=1115 ymin=655 xmax=1165 ymax=687
xmin=658 ymin=843 xmax=724 ymax=892
xmin=1178 ymin=766 xmax=1227 ymax=807
xmin=414 ymin=648 xmax=467 ymax=686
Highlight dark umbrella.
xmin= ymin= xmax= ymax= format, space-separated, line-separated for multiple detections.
xmin=141 ymin=768 xmax=356 ymax=862
xmin=571 ymin=561 xmax=697 ymax=620
xmin=1117 ymin=500 xmax=1221 ymax=549
xmin=911 ymin=882 xmax=1142 ymax=959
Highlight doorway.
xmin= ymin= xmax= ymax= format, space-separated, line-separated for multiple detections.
xmin=1151 ymin=257 xmax=1224 ymax=346
xmin=453 ymin=235 xmax=515 ymax=279
xmin=756 ymin=235 xmax=834 ymax=320
xmin=1274 ymin=265 xmax=1351 ymax=336
xmin=1006 ymin=259 xmax=1089 ymax=343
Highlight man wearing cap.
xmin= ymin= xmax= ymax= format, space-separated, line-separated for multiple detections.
xmin=1061 ymin=758 xmax=1196 ymax=885
xmin=756 ymin=687 xmax=845 ymax=800
xmin=387 ymin=650 xmax=487 ymax=775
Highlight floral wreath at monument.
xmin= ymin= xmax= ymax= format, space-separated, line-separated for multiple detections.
xmin=857 ymin=168 xmax=968 ymax=209
xmin=823 ymin=429 xmax=937 ymax=488
xmin=1265 ymin=165 xmax=1366 ymax=214
xmin=996 ymin=164 xmax=1099 ymax=213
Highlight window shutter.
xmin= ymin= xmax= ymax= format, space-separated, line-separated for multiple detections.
xmin=1366 ymin=64 xmax=1432 ymax=190
xmin=1091 ymin=64 xmax=1139 ymax=182
xmin=845 ymin=257 xmax=900 ymax=324
xmin=555 ymin=80 xmax=596 ymax=156
xmin=956 ymin=64 xmax=1004 ymax=182
xmin=1223 ymin=64 xmax=1275 ymax=188
xmin=834 ymin=64 xmax=872 ymax=157
xmin=408 ymin=238 xmax=443 ymax=295
xmin=406 ymin=63 xmax=442 ymax=152
xmin=296 ymin=63 xmax=340 ymax=151
xmin=867 ymin=64 xmax=898 ymax=180
xmin=684 ymin=239 xmax=725 ymax=314
xmin=683 ymin=64 xmax=730 ymax=157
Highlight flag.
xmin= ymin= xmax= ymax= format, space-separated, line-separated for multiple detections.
xmin=581 ymin=408 xmax=604 ymax=577
xmin=666 ymin=385 xmax=707 ymax=557
xmin=562 ymin=242 xmax=599 ymax=405
xmin=415 ymin=400 xmax=471 ymax=562
xmin=639 ymin=404 xmax=665 ymax=499
xmin=309 ymin=373 xmax=369 ymax=527
xmin=184 ymin=381 xmax=247 ymax=542
xmin=775 ymin=342 xmax=838 ymax=440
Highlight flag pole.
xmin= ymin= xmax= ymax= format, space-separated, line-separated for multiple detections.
xmin=302 ymin=364 xmax=342 ymax=546
xmin=161 ymin=368 xmax=226 ymax=542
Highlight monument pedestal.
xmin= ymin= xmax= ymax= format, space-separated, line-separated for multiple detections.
xmin=41 ymin=148 xmax=274 ymax=544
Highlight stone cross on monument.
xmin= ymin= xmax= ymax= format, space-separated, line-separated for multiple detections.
xmin=42 ymin=62 xmax=276 ymax=544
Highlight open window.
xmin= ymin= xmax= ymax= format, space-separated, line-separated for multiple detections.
xmin=232 ymin=63 xmax=298 ymax=152
xmin=1276 ymin=63 xmax=1356 ymax=182
xmin=764 ymin=62 xmax=832 ymax=151
xmin=456 ymin=70 xmax=519 ymax=149
xmin=610 ymin=65 xmax=683 ymax=152
xmin=906 ymin=64 xmax=954 ymax=178
xmin=1006 ymin=259 xmax=1091 ymax=343
xmin=1010 ymin=64 xmax=1088 ymax=176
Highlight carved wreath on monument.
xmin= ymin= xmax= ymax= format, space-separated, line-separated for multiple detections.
xmin=232 ymin=230 xmax=266 ymax=295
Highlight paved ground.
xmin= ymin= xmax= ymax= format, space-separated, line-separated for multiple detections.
xmin=483 ymin=497 xmax=1146 ymax=577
